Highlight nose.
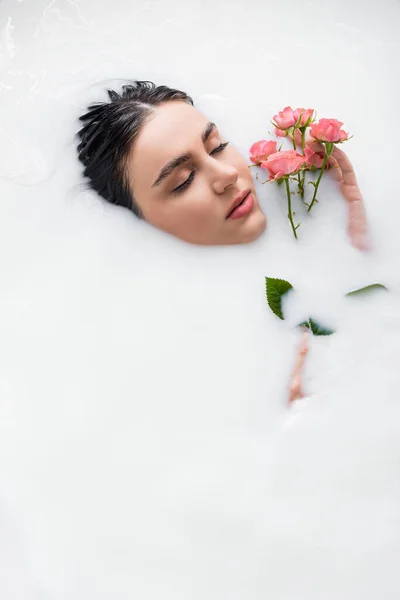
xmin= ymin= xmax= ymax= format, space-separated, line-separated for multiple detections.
xmin=210 ymin=160 xmax=239 ymax=195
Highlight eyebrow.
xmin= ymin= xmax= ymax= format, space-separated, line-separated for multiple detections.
xmin=151 ymin=121 xmax=217 ymax=188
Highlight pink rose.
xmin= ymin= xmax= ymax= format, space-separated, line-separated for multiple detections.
xmin=261 ymin=150 xmax=306 ymax=181
xmin=276 ymin=128 xmax=309 ymax=146
xmin=310 ymin=118 xmax=349 ymax=143
xmin=293 ymin=108 xmax=314 ymax=127
xmin=249 ymin=140 xmax=278 ymax=165
xmin=273 ymin=106 xmax=297 ymax=130
xmin=275 ymin=127 xmax=287 ymax=138
xmin=304 ymin=146 xmax=325 ymax=169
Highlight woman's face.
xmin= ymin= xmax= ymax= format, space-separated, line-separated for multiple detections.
xmin=126 ymin=101 xmax=266 ymax=245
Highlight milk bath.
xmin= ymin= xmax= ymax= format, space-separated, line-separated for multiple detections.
xmin=0 ymin=0 xmax=400 ymax=598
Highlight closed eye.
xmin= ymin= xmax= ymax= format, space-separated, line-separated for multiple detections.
xmin=210 ymin=141 xmax=229 ymax=155
xmin=172 ymin=170 xmax=195 ymax=194
xmin=172 ymin=142 xmax=230 ymax=194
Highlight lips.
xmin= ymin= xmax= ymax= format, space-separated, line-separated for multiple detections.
xmin=226 ymin=189 xmax=254 ymax=220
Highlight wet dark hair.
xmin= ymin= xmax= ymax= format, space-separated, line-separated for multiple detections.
xmin=76 ymin=80 xmax=193 ymax=217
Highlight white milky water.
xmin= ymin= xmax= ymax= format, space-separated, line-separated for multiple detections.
xmin=0 ymin=0 xmax=400 ymax=598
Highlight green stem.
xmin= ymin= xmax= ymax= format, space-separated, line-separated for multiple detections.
xmin=300 ymin=129 xmax=306 ymax=200
xmin=291 ymin=129 xmax=305 ymax=200
xmin=291 ymin=134 xmax=304 ymax=198
xmin=307 ymin=153 xmax=328 ymax=212
xmin=297 ymin=172 xmax=304 ymax=199
xmin=285 ymin=178 xmax=298 ymax=239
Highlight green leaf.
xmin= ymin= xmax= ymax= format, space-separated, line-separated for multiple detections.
xmin=309 ymin=318 xmax=335 ymax=336
xmin=297 ymin=319 xmax=335 ymax=335
xmin=345 ymin=283 xmax=388 ymax=297
xmin=265 ymin=277 xmax=293 ymax=320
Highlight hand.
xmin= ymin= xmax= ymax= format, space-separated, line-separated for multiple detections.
xmin=288 ymin=329 xmax=309 ymax=404
xmin=306 ymin=141 xmax=370 ymax=251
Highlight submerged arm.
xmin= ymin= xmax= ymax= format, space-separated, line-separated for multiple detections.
xmin=288 ymin=329 xmax=309 ymax=403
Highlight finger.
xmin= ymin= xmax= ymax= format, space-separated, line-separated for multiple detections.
xmin=306 ymin=142 xmax=360 ymax=188
xmin=305 ymin=140 xmax=324 ymax=153
xmin=305 ymin=141 xmax=338 ymax=163
xmin=340 ymin=183 xmax=363 ymax=203
xmin=331 ymin=146 xmax=358 ymax=187
xmin=349 ymin=230 xmax=371 ymax=252
xmin=348 ymin=225 xmax=371 ymax=251
xmin=347 ymin=201 xmax=370 ymax=251
xmin=305 ymin=142 xmax=340 ymax=176
xmin=326 ymin=156 xmax=342 ymax=180
xmin=332 ymin=149 xmax=362 ymax=200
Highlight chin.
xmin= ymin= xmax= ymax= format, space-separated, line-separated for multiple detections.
xmin=236 ymin=211 xmax=267 ymax=245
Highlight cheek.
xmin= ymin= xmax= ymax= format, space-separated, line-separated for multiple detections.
xmin=145 ymin=178 xmax=218 ymax=235
xmin=170 ymin=179 xmax=218 ymax=228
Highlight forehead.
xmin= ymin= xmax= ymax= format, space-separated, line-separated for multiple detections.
xmin=131 ymin=101 xmax=210 ymax=171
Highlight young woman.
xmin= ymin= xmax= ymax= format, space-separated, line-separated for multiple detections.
xmin=76 ymin=80 xmax=368 ymax=402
